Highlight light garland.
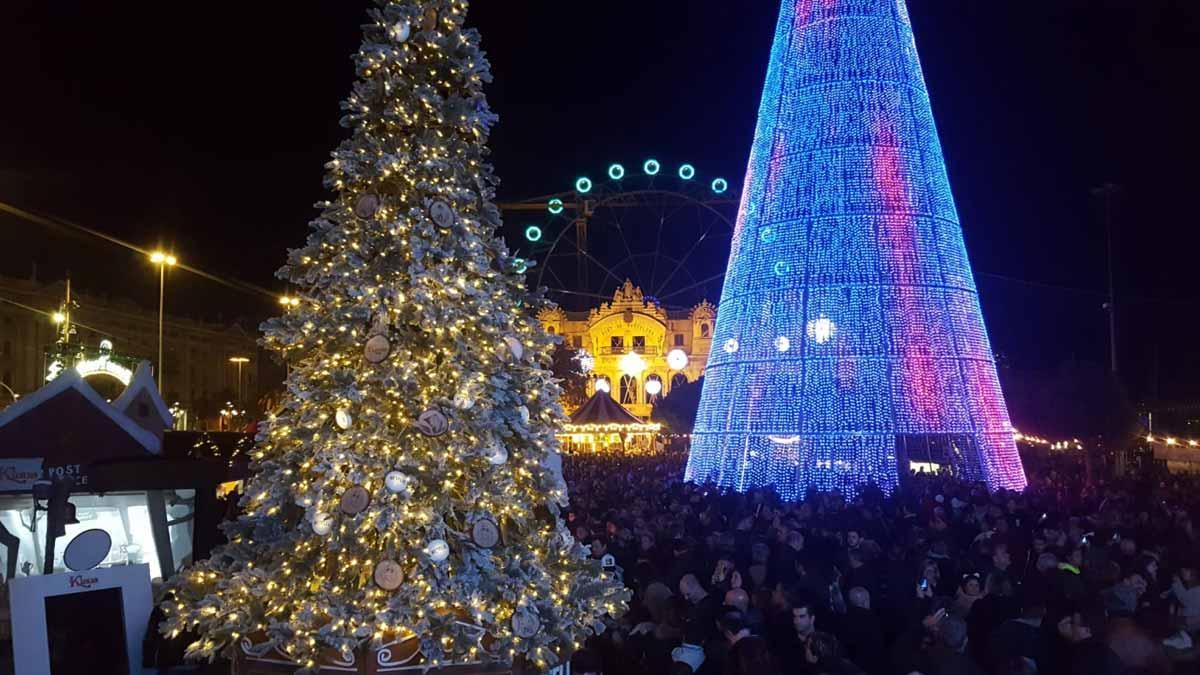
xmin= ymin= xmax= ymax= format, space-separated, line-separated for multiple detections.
xmin=686 ymin=0 xmax=1027 ymax=499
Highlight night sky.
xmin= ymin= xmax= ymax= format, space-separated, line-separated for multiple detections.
xmin=2 ymin=1 xmax=1198 ymax=401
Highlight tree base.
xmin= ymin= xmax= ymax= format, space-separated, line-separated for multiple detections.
xmin=232 ymin=636 xmax=555 ymax=675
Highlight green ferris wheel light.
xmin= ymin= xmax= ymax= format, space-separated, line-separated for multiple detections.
xmin=547 ymin=198 xmax=564 ymax=214
xmin=711 ymin=178 xmax=729 ymax=194
xmin=679 ymin=164 xmax=696 ymax=180
xmin=608 ymin=163 xmax=625 ymax=180
xmin=524 ymin=225 xmax=543 ymax=242
xmin=575 ymin=177 xmax=593 ymax=194
xmin=643 ymin=159 xmax=661 ymax=176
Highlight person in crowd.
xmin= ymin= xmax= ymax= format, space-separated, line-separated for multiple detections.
xmin=553 ymin=446 xmax=1199 ymax=675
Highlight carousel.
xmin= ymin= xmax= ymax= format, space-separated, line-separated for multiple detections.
xmin=557 ymin=391 xmax=661 ymax=455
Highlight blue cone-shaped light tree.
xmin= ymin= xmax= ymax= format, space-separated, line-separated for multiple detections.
xmin=686 ymin=0 xmax=1027 ymax=498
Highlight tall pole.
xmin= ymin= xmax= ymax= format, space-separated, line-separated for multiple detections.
xmin=150 ymin=251 xmax=177 ymax=393
xmin=158 ymin=264 xmax=165 ymax=391
xmin=1100 ymin=183 xmax=1119 ymax=375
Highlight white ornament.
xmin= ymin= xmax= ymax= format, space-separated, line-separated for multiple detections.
xmin=723 ymin=338 xmax=740 ymax=354
xmin=312 ymin=512 xmax=334 ymax=536
xmin=666 ymin=348 xmax=689 ymax=370
xmin=483 ymin=445 xmax=508 ymax=466
xmin=385 ymin=471 xmax=413 ymax=495
xmin=428 ymin=200 xmax=456 ymax=229
xmin=389 ymin=20 xmax=411 ymax=43
xmin=415 ymin=409 xmax=449 ymax=436
xmin=774 ymin=336 xmax=791 ymax=352
xmin=511 ymin=609 xmax=541 ymax=638
xmin=503 ymin=336 xmax=524 ymax=361
xmin=335 ymin=408 xmax=353 ymax=430
xmin=518 ymin=406 xmax=530 ymax=425
xmin=425 ymin=538 xmax=450 ymax=563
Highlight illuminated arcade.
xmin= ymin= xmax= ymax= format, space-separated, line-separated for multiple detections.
xmin=686 ymin=0 xmax=1028 ymax=497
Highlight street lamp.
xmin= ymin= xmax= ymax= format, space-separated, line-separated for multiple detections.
xmin=229 ymin=356 xmax=250 ymax=403
xmin=149 ymin=251 xmax=177 ymax=392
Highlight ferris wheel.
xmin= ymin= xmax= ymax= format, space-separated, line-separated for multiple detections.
xmin=500 ymin=160 xmax=739 ymax=312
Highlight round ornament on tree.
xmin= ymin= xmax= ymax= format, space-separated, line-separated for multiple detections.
xmin=511 ymin=609 xmax=541 ymax=638
xmin=311 ymin=512 xmax=335 ymax=536
xmin=518 ymin=406 xmax=530 ymax=425
xmin=353 ymin=193 xmax=380 ymax=219
xmin=428 ymin=200 xmax=456 ymax=229
xmin=340 ymin=487 xmax=371 ymax=515
xmin=424 ymin=539 xmax=450 ymax=563
xmin=384 ymin=471 xmax=413 ymax=495
xmin=471 ymin=519 xmax=500 ymax=549
xmin=422 ymin=7 xmax=438 ymax=33
xmin=364 ymin=334 xmax=392 ymax=364
xmin=502 ymin=336 xmax=523 ymax=361
xmin=373 ymin=560 xmax=404 ymax=591
xmin=415 ymin=409 xmax=449 ymax=436
xmin=334 ymin=408 xmax=353 ymax=430
xmin=388 ymin=20 xmax=411 ymax=43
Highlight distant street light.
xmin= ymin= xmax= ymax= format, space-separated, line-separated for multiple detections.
xmin=229 ymin=356 xmax=250 ymax=403
xmin=149 ymin=250 xmax=178 ymax=392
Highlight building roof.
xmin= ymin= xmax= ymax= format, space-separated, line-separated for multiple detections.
xmin=568 ymin=391 xmax=646 ymax=426
xmin=112 ymin=361 xmax=174 ymax=429
xmin=0 ymin=367 xmax=162 ymax=454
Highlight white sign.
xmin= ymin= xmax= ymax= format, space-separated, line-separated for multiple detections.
xmin=0 ymin=458 xmax=44 ymax=491
xmin=9 ymin=564 xmax=152 ymax=675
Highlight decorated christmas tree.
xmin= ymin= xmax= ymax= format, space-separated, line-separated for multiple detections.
xmin=160 ymin=1 xmax=627 ymax=671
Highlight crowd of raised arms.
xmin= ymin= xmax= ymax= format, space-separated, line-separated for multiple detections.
xmin=561 ymin=446 xmax=1200 ymax=675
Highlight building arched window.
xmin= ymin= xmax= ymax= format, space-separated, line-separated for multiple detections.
xmin=700 ymin=323 xmax=710 ymax=337
xmin=619 ymin=374 xmax=638 ymax=406
xmin=671 ymin=373 xmax=688 ymax=392
xmin=645 ymin=374 xmax=663 ymax=404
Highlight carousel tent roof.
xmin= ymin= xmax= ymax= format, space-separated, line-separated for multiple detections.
xmin=568 ymin=391 xmax=645 ymax=426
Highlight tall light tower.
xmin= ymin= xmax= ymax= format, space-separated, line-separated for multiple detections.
xmin=149 ymin=251 xmax=177 ymax=392
xmin=229 ymin=356 xmax=250 ymax=403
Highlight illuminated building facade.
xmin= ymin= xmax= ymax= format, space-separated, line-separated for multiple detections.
xmin=538 ymin=280 xmax=713 ymax=418
xmin=687 ymin=0 xmax=1027 ymax=497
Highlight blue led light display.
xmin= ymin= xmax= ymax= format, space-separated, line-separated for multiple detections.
xmin=608 ymin=163 xmax=626 ymax=180
xmin=525 ymin=225 xmax=543 ymax=242
xmin=678 ymin=164 xmax=696 ymax=180
xmin=712 ymin=178 xmax=729 ymax=194
xmin=643 ymin=159 xmax=661 ymax=176
xmin=575 ymin=177 xmax=593 ymax=194
xmin=547 ymin=198 xmax=564 ymax=215
xmin=686 ymin=0 xmax=1027 ymax=499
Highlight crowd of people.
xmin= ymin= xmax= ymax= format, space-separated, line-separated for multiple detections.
xmin=562 ymin=447 xmax=1200 ymax=675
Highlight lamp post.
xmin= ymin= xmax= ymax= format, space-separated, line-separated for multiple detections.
xmin=149 ymin=251 xmax=177 ymax=392
xmin=229 ymin=356 xmax=250 ymax=403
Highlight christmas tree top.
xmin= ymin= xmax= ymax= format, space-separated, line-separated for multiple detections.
xmin=160 ymin=1 xmax=628 ymax=671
